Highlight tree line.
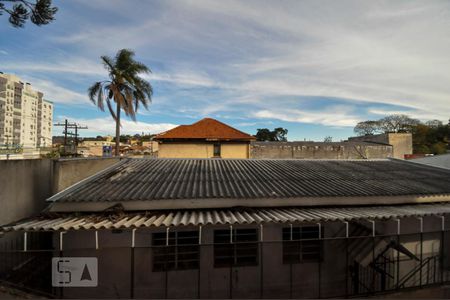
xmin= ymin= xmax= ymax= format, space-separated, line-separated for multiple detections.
xmin=255 ymin=128 xmax=288 ymax=142
xmin=354 ymin=115 xmax=450 ymax=155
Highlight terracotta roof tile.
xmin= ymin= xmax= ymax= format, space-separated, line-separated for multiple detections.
xmin=154 ymin=118 xmax=255 ymax=141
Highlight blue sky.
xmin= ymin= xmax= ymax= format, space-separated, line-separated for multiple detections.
xmin=1 ymin=0 xmax=449 ymax=141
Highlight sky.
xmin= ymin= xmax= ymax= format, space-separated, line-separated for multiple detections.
xmin=0 ymin=0 xmax=449 ymax=141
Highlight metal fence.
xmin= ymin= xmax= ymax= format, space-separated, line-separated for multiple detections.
xmin=0 ymin=230 xmax=449 ymax=299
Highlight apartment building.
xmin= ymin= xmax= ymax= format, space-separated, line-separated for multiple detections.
xmin=0 ymin=73 xmax=53 ymax=149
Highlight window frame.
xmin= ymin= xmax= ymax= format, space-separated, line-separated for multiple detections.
xmin=213 ymin=143 xmax=221 ymax=157
xmin=214 ymin=228 xmax=259 ymax=268
xmin=282 ymin=225 xmax=322 ymax=264
xmin=152 ymin=230 xmax=200 ymax=272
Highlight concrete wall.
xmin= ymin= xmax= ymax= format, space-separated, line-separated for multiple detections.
xmin=219 ymin=143 xmax=249 ymax=159
xmin=56 ymin=216 xmax=448 ymax=299
xmin=158 ymin=142 xmax=250 ymax=159
xmin=388 ymin=133 xmax=413 ymax=159
xmin=348 ymin=133 xmax=413 ymax=159
xmin=250 ymin=141 xmax=393 ymax=159
xmin=0 ymin=159 xmax=53 ymax=226
xmin=52 ymin=157 xmax=120 ymax=193
xmin=0 ymin=157 xmax=121 ymax=227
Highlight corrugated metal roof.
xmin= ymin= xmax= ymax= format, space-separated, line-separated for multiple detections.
xmin=410 ymin=153 xmax=450 ymax=170
xmin=4 ymin=203 xmax=450 ymax=231
xmin=48 ymin=158 xmax=450 ymax=204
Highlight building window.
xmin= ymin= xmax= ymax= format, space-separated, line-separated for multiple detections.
xmin=214 ymin=228 xmax=258 ymax=268
xmin=282 ymin=226 xmax=321 ymax=264
xmin=152 ymin=231 xmax=199 ymax=272
xmin=213 ymin=143 xmax=221 ymax=157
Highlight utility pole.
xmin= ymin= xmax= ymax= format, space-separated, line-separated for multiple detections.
xmin=54 ymin=119 xmax=88 ymax=156
xmin=64 ymin=119 xmax=68 ymax=147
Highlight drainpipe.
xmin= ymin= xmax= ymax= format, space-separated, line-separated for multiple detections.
xmin=440 ymin=216 xmax=445 ymax=284
xmin=369 ymin=220 xmax=376 ymax=291
xmin=396 ymin=219 xmax=401 ymax=290
xmin=95 ymin=231 xmax=99 ymax=250
xmin=259 ymin=224 xmax=264 ymax=298
xmin=23 ymin=232 xmax=27 ymax=252
xmin=417 ymin=217 xmax=423 ymax=288
xmin=343 ymin=221 xmax=349 ymax=298
xmin=317 ymin=222 xmax=322 ymax=298
xmin=59 ymin=231 xmax=66 ymax=251
xmin=198 ymin=225 xmax=202 ymax=298
xmin=130 ymin=228 xmax=136 ymax=299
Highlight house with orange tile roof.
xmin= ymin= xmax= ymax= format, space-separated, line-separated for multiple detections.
xmin=153 ymin=118 xmax=256 ymax=158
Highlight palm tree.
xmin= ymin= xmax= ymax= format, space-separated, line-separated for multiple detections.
xmin=88 ymin=49 xmax=153 ymax=156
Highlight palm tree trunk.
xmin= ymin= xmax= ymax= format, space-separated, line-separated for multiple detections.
xmin=115 ymin=101 xmax=121 ymax=156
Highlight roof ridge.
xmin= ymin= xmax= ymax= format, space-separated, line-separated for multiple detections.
xmin=201 ymin=117 xmax=254 ymax=137
xmin=154 ymin=117 xmax=255 ymax=140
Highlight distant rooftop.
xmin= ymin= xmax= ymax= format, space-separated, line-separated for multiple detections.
xmin=154 ymin=118 xmax=255 ymax=141
xmin=409 ymin=153 xmax=450 ymax=170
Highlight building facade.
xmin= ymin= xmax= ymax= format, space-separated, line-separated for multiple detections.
xmin=154 ymin=118 xmax=255 ymax=158
xmin=2 ymin=158 xmax=450 ymax=298
xmin=250 ymin=141 xmax=394 ymax=159
xmin=348 ymin=133 xmax=413 ymax=159
xmin=0 ymin=73 xmax=53 ymax=149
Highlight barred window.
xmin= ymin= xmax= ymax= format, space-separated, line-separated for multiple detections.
xmin=152 ymin=231 xmax=199 ymax=272
xmin=282 ymin=226 xmax=321 ymax=264
xmin=214 ymin=228 xmax=258 ymax=268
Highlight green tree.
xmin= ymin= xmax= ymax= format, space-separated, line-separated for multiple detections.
xmin=255 ymin=128 xmax=273 ymax=141
xmin=356 ymin=115 xmax=450 ymax=154
xmin=411 ymin=122 xmax=449 ymax=154
xmin=414 ymin=144 xmax=430 ymax=154
xmin=425 ymin=120 xmax=443 ymax=128
xmin=354 ymin=120 xmax=381 ymax=136
xmin=88 ymin=49 xmax=153 ymax=156
xmin=379 ymin=114 xmax=420 ymax=133
xmin=430 ymin=142 xmax=447 ymax=155
xmin=255 ymin=127 xmax=288 ymax=141
xmin=273 ymin=127 xmax=288 ymax=141
xmin=0 ymin=0 xmax=57 ymax=27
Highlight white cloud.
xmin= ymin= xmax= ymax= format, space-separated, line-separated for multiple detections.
xmin=55 ymin=116 xmax=178 ymax=136
xmin=5 ymin=0 xmax=450 ymax=132
xmin=2 ymin=59 xmax=220 ymax=89
xmin=144 ymin=71 xmax=218 ymax=88
xmin=1 ymin=59 xmax=104 ymax=76
xmin=368 ymin=108 xmax=448 ymax=121
xmin=145 ymin=0 xmax=450 ymax=122
xmin=253 ymin=105 xmax=362 ymax=127
xmin=21 ymin=77 xmax=90 ymax=105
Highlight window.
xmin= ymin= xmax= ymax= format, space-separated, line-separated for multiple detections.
xmin=213 ymin=143 xmax=221 ymax=157
xmin=152 ymin=231 xmax=199 ymax=272
xmin=282 ymin=226 xmax=321 ymax=264
xmin=214 ymin=228 xmax=258 ymax=268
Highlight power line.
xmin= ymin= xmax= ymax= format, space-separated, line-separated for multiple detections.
xmin=54 ymin=119 xmax=88 ymax=155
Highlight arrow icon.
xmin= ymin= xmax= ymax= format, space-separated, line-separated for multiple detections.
xmin=80 ymin=264 xmax=92 ymax=281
